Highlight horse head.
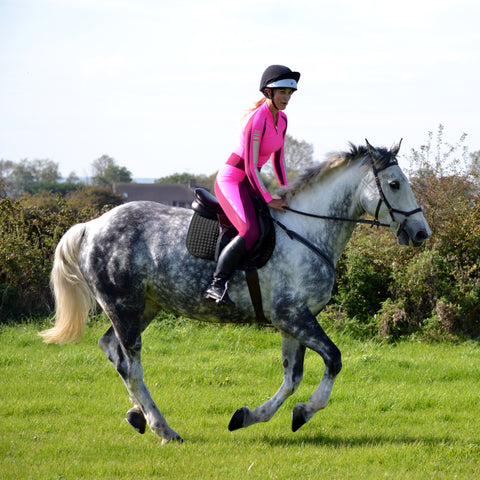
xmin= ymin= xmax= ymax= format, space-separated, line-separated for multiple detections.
xmin=361 ymin=139 xmax=431 ymax=247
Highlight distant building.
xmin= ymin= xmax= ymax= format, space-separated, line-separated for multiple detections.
xmin=114 ymin=181 xmax=203 ymax=209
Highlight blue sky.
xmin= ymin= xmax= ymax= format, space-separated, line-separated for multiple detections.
xmin=1 ymin=0 xmax=479 ymax=179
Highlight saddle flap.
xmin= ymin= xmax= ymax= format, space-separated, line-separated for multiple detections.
xmin=186 ymin=213 xmax=219 ymax=259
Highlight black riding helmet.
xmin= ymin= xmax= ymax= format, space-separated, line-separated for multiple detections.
xmin=259 ymin=65 xmax=300 ymax=110
xmin=259 ymin=65 xmax=301 ymax=93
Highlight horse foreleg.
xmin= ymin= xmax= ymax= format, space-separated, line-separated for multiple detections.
xmin=228 ymin=333 xmax=306 ymax=431
xmin=98 ymin=327 xmax=183 ymax=444
xmin=274 ymin=306 xmax=342 ymax=432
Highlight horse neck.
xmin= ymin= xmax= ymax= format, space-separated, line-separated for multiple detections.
xmin=288 ymin=163 xmax=364 ymax=264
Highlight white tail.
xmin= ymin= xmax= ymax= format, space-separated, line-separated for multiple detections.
xmin=39 ymin=223 xmax=95 ymax=344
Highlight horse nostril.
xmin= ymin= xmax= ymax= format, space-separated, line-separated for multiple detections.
xmin=415 ymin=230 xmax=430 ymax=242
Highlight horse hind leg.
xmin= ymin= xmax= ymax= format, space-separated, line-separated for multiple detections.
xmin=98 ymin=322 xmax=183 ymax=444
xmin=99 ymin=327 xmax=146 ymax=434
xmin=228 ymin=333 xmax=306 ymax=431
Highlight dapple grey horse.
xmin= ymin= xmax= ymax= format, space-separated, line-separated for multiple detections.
xmin=40 ymin=141 xmax=431 ymax=444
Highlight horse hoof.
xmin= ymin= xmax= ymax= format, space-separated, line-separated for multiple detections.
xmin=292 ymin=404 xmax=308 ymax=432
xmin=161 ymin=434 xmax=184 ymax=445
xmin=126 ymin=409 xmax=146 ymax=434
xmin=228 ymin=407 xmax=246 ymax=431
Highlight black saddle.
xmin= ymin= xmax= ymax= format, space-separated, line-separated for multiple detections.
xmin=186 ymin=188 xmax=275 ymax=270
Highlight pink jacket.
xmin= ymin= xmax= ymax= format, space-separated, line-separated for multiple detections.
xmin=228 ymin=101 xmax=288 ymax=203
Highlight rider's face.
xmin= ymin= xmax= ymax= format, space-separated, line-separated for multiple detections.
xmin=272 ymin=88 xmax=294 ymax=110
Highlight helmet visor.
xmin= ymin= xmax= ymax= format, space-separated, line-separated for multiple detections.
xmin=265 ymin=78 xmax=298 ymax=90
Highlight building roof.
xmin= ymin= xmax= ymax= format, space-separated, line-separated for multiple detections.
xmin=114 ymin=183 xmax=196 ymax=206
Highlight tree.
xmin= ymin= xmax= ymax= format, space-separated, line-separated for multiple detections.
xmin=154 ymin=172 xmax=216 ymax=191
xmin=469 ymin=150 xmax=480 ymax=185
xmin=155 ymin=172 xmax=195 ymax=184
xmin=27 ymin=181 xmax=80 ymax=196
xmin=91 ymin=155 xmax=114 ymax=178
xmin=33 ymin=158 xmax=61 ymax=183
xmin=1 ymin=158 xmax=62 ymax=197
xmin=284 ymin=134 xmax=315 ymax=173
xmin=0 ymin=159 xmax=15 ymax=180
xmin=261 ymin=134 xmax=315 ymax=192
xmin=91 ymin=155 xmax=132 ymax=187
xmin=66 ymin=171 xmax=81 ymax=183
xmin=0 ymin=160 xmax=15 ymax=197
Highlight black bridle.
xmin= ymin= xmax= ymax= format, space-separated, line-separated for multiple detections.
xmin=266 ymin=141 xmax=424 ymax=267
xmin=365 ymin=141 xmax=422 ymax=236
xmin=282 ymin=141 xmax=423 ymax=236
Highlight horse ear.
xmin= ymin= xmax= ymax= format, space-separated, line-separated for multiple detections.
xmin=365 ymin=138 xmax=378 ymax=160
xmin=391 ymin=138 xmax=403 ymax=156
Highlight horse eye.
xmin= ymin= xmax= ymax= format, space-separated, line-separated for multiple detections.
xmin=389 ymin=180 xmax=400 ymax=190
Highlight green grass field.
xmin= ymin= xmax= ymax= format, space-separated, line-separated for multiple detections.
xmin=1 ymin=318 xmax=480 ymax=479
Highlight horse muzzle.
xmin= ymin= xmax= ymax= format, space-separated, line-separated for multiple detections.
xmin=390 ymin=218 xmax=431 ymax=247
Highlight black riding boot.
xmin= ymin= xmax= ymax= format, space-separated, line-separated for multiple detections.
xmin=204 ymin=236 xmax=247 ymax=307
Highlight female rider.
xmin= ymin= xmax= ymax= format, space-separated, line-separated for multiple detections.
xmin=205 ymin=65 xmax=301 ymax=307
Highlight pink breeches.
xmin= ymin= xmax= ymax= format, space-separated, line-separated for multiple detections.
xmin=215 ymin=164 xmax=260 ymax=251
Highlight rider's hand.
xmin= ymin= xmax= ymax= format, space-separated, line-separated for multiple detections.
xmin=268 ymin=198 xmax=288 ymax=212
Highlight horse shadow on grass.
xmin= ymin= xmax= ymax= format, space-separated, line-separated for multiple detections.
xmin=255 ymin=431 xmax=461 ymax=449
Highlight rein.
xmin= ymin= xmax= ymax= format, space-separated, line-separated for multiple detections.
xmin=268 ymin=214 xmax=335 ymax=273
xmin=284 ymin=207 xmax=389 ymax=228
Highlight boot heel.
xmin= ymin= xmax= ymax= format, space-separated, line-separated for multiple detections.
xmin=205 ymin=282 xmax=235 ymax=308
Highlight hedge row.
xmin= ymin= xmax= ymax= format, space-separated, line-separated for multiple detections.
xmin=0 ymin=186 xmax=123 ymax=320
xmin=1 ymin=157 xmax=479 ymax=341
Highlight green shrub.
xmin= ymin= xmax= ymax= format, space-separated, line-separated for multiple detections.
xmin=0 ymin=185 xmax=117 ymax=321
xmin=332 ymin=226 xmax=393 ymax=324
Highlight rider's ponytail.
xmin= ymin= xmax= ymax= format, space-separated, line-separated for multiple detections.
xmin=242 ymin=97 xmax=267 ymax=119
